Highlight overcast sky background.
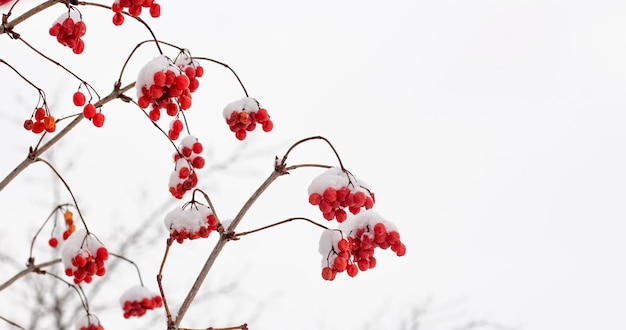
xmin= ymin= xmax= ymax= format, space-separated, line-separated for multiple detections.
xmin=1 ymin=1 xmax=626 ymax=329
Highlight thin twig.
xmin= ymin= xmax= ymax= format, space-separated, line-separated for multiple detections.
xmin=0 ymin=258 xmax=61 ymax=292
xmin=234 ymin=217 xmax=329 ymax=238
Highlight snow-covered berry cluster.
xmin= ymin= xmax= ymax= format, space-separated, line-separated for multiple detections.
xmin=308 ymin=167 xmax=375 ymax=222
xmin=75 ymin=314 xmax=104 ymax=330
xmin=163 ymin=203 xmax=219 ymax=243
xmin=111 ymin=0 xmax=160 ymax=26
xmin=120 ymin=286 xmax=163 ymax=318
xmin=48 ymin=210 xmax=76 ymax=248
xmin=319 ymin=210 xmax=405 ymax=281
xmin=24 ymin=107 xmax=55 ymax=134
xmin=136 ymin=55 xmax=203 ymax=123
xmin=223 ymin=97 xmax=273 ymax=140
xmin=49 ymin=10 xmax=86 ymax=54
xmin=73 ymin=91 xmax=105 ymax=127
xmin=168 ymin=135 xmax=205 ymax=199
xmin=61 ymin=229 xmax=109 ymax=284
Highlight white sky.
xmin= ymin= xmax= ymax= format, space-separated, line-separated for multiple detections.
xmin=1 ymin=1 xmax=626 ymax=330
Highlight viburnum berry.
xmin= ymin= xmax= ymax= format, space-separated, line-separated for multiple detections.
xmin=61 ymin=229 xmax=109 ymax=284
xmin=223 ymin=97 xmax=273 ymax=140
xmin=75 ymin=314 xmax=104 ymax=330
xmin=318 ymin=210 xmax=405 ymax=281
xmin=49 ymin=10 xmax=87 ymax=54
xmin=163 ymin=203 xmax=219 ymax=244
xmin=136 ymin=54 xmax=202 ymax=122
xmin=73 ymin=91 xmax=86 ymax=106
xmin=48 ymin=237 xmax=59 ymax=248
xmin=308 ymin=167 xmax=375 ymax=222
xmin=111 ymin=0 xmax=160 ymax=26
xmin=92 ymin=112 xmax=105 ymax=127
xmin=120 ymin=285 xmax=163 ymax=318
xmin=62 ymin=210 xmax=76 ymax=241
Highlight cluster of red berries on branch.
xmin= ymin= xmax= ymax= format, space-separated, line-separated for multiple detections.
xmin=136 ymin=54 xmax=203 ymax=122
xmin=48 ymin=210 xmax=77 ymax=248
xmin=119 ymin=286 xmax=163 ymax=318
xmin=164 ymin=203 xmax=219 ymax=243
xmin=308 ymin=167 xmax=375 ymax=222
xmin=111 ymin=0 xmax=161 ymax=26
xmin=49 ymin=10 xmax=86 ymax=54
xmin=319 ymin=210 xmax=406 ymax=281
xmin=76 ymin=314 xmax=104 ymax=330
xmin=24 ymin=107 xmax=55 ymax=134
xmin=168 ymin=135 xmax=205 ymax=199
xmin=73 ymin=91 xmax=105 ymax=127
xmin=61 ymin=229 xmax=109 ymax=284
xmin=223 ymin=97 xmax=273 ymax=141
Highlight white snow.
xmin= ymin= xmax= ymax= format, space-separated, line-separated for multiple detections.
xmin=163 ymin=204 xmax=213 ymax=232
xmin=119 ymin=285 xmax=158 ymax=305
xmin=135 ymin=55 xmax=178 ymax=98
xmin=222 ymin=97 xmax=260 ymax=118
xmin=307 ymin=166 xmax=371 ymax=195
xmin=60 ymin=228 xmax=105 ymax=272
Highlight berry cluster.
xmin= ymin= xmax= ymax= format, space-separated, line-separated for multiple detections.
xmin=48 ymin=210 xmax=76 ymax=248
xmin=168 ymin=135 xmax=205 ymax=199
xmin=136 ymin=55 xmax=203 ymax=122
xmin=61 ymin=229 xmax=109 ymax=284
xmin=75 ymin=314 xmax=104 ymax=330
xmin=223 ymin=97 xmax=273 ymax=140
xmin=308 ymin=167 xmax=375 ymax=222
xmin=49 ymin=10 xmax=86 ymax=54
xmin=120 ymin=286 xmax=163 ymax=318
xmin=319 ymin=210 xmax=406 ymax=281
xmin=24 ymin=107 xmax=55 ymax=134
xmin=111 ymin=0 xmax=161 ymax=26
xmin=73 ymin=91 xmax=105 ymax=127
xmin=163 ymin=203 xmax=219 ymax=244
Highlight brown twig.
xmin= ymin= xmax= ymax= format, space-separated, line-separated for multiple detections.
xmin=234 ymin=217 xmax=329 ymax=238
xmin=0 ymin=258 xmax=61 ymax=292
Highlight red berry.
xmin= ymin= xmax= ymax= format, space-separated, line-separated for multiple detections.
xmin=48 ymin=237 xmax=58 ymax=248
xmin=308 ymin=193 xmax=321 ymax=205
xmin=92 ymin=112 xmax=105 ymax=127
xmin=321 ymin=267 xmax=335 ymax=281
xmin=235 ymin=129 xmax=246 ymax=140
xmin=346 ymin=263 xmax=358 ymax=277
xmin=112 ymin=12 xmax=124 ymax=26
xmin=323 ymin=188 xmax=337 ymax=202
xmin=149 ymin=3 xmax=160 ymax=17
xmin=83 ymin=103 xmax=96 ymax=119
xmin=34 ymin=107 xmax=45 ymax=121
xmin=262 ymin=120 xmax=273 ymax=132
xmin=23 ymin=119 xmax=33 ymax=131
xmin=73 ymin=91 xmax=86 ymax=106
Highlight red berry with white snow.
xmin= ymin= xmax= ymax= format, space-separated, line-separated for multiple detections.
xmin=49 ymin=10 xmax=87 ymax=54
xmin=163 ymin=203 xmax=219 ymax=244
xmin=308 ymin=167 xmax=375 ymax=222
xmin=223 ymin=97 xmax=273 ymax=140
xmin=61 ymin=229 xmax=109 ymax=284
xmin=120 ymin=285 xmax=163 ymax=318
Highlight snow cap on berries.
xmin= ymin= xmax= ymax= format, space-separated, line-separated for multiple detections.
xmin=61 ymin=228 xmax=104 ymax=272
xmin=53 ymin=9 xmax=82 ymax=25
xmin=136 ymin=55 xmax=177 ymax=99
xmin=223 ymin=97 xmax=260 ymax=118
xmin=308 ymin=166 xmax=371 ymax=195
xmin=338 ymin=209 xmax=398 ymax=236
xmin=75 ymin=313 xmax=103 ymax=330
xmin=164 ymin=204 xmax=213 ymax=233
